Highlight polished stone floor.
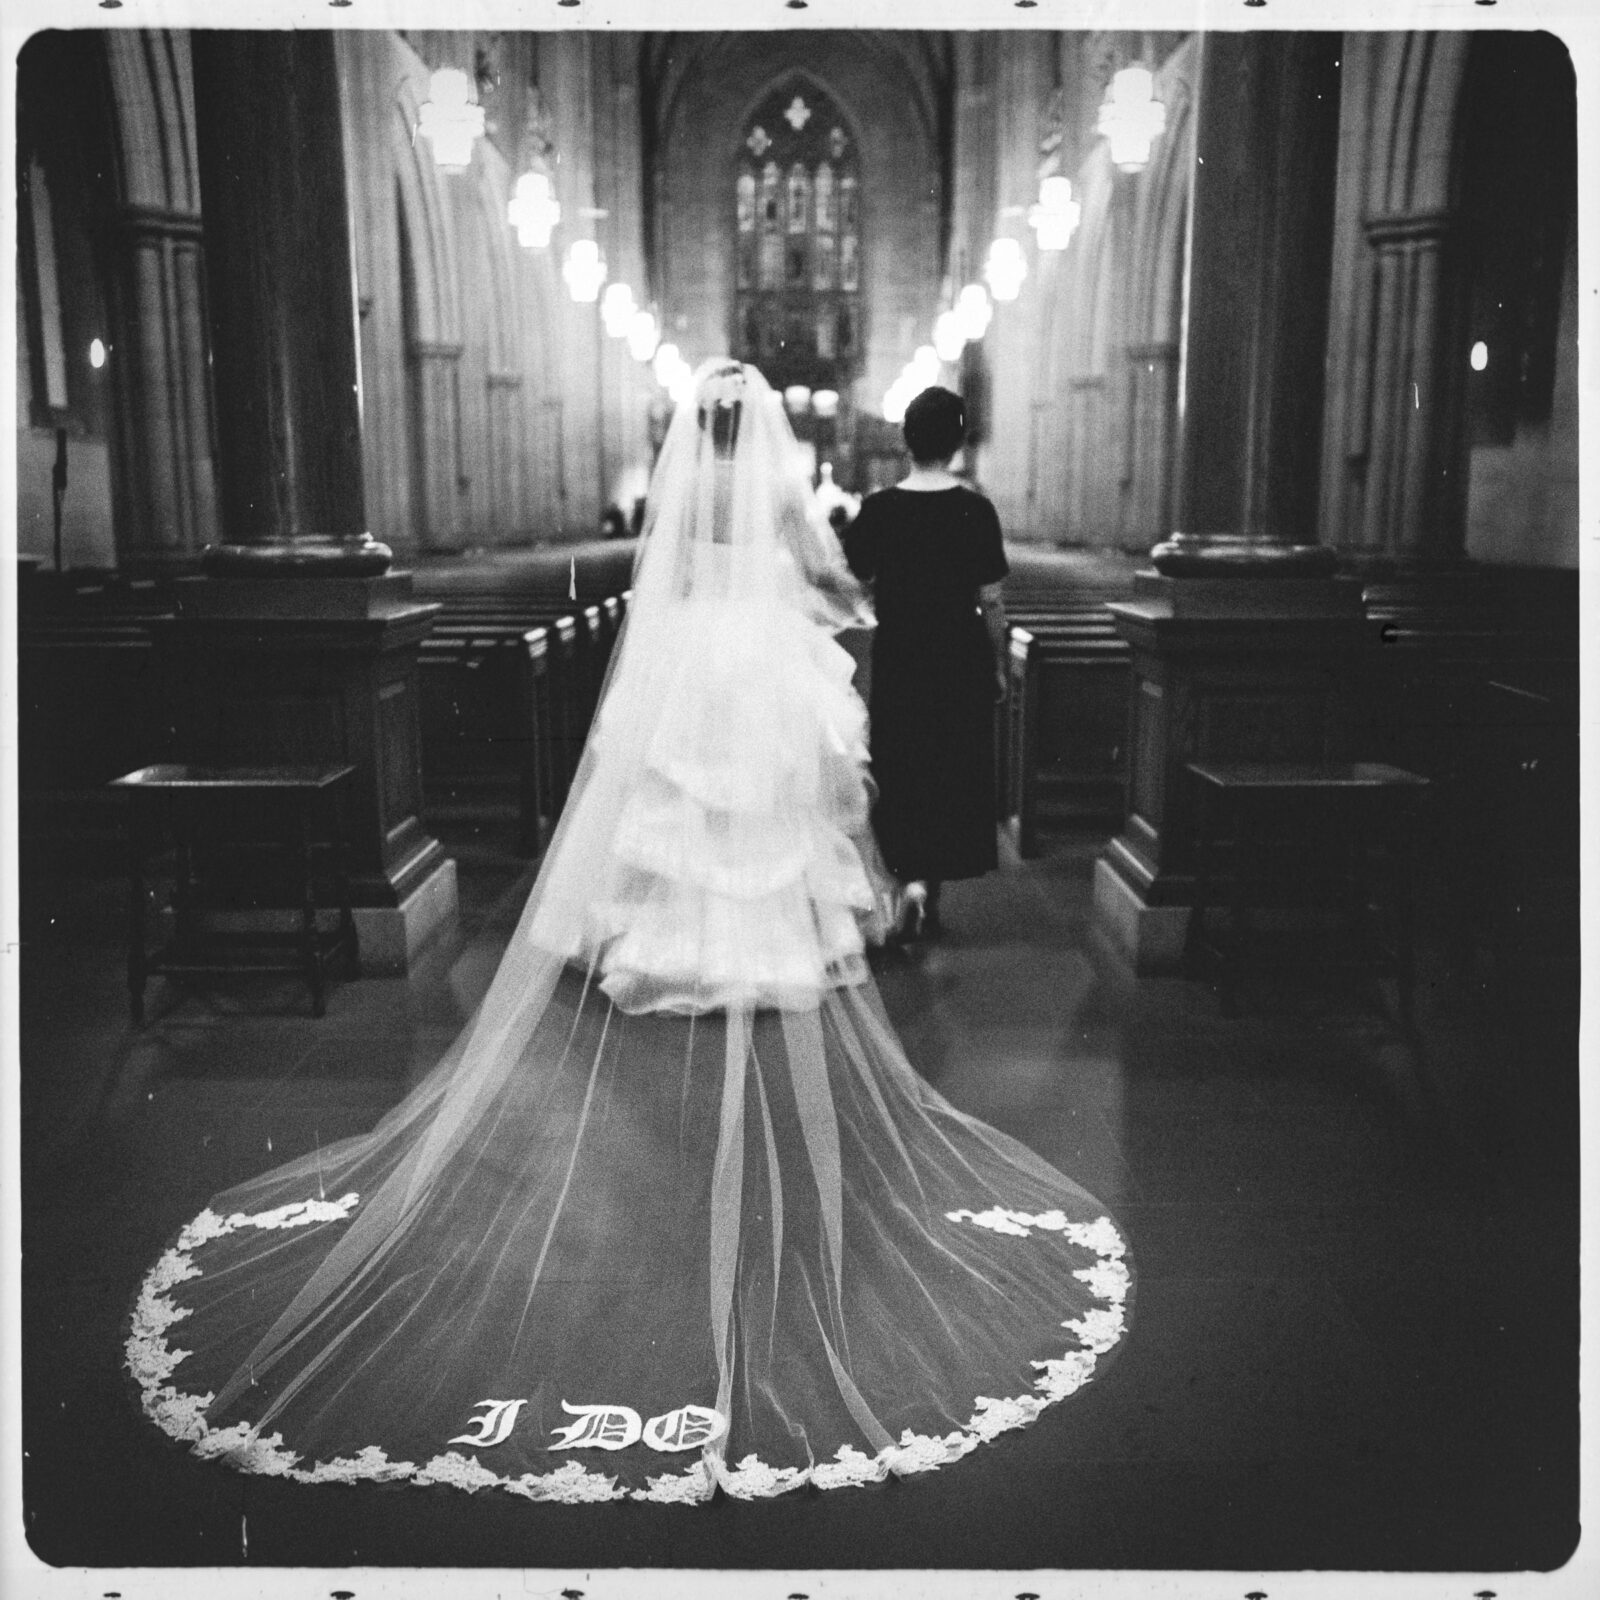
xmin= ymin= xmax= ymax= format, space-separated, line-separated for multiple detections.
xmin=16 ymin=821 xmax=1580 ymax=1578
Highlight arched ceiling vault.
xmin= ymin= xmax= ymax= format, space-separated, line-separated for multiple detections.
xmin=642 ymin=31 xmax=953 ymax=154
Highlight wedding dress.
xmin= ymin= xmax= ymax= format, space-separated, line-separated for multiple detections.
xmin=126 ymin=361 xmax=1132 ymax=1505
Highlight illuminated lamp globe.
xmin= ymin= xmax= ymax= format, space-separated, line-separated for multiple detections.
xmin=983 ymin=238 xmax=1027 ymax=302
xmin=933 ymin=310 xmax=967 ymax=364
xmin=955 ymin=284 xmax=993 ymax=341
xmin=601 ymin=282 xmax=636 ymax=338
xmin=563 ymin=240 xmax=607 ymax=303
xmin=1096 ymin=65 xmax=1167 ymax=173
xmin=508 ymin=170 xmax=561 ymax=249
xmin=1030 ymin=174 xmax=1082 ymax=251
xmin=627 ymin=310 xmax=660 ymax=363
xmin=418 ymin=68 xmax=484 ymax=171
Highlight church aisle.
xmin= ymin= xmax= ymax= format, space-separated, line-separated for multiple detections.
xmin=18 ymin=824 xmax=1576 ymax=1573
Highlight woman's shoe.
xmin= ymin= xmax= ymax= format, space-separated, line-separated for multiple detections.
xmin=896 ymin=881 xmax=929 ymax=942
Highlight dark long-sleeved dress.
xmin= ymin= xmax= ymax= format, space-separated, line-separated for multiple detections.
xmin=844 ymin=484 xmax=1008 ymax=883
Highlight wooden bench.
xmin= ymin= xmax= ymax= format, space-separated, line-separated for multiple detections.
xmin=1184 ymin=760 xmax=1430 ymax=1022
xmin=111 ymin=762 xmax=360 ymax=1021
xmin=416 ymin=592 xmax=630 ymax=851
xmin=18 ymin=617 xmax=169 ymax=867
xmin=1001 ymin=608 xmax=1130 ymax=855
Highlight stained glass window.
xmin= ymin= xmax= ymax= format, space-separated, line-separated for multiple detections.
xmin=814 ymin=163 xmax=835 ymax=233
xmin=787 ymin=164 xmax=810 ymax=233
xmin=733 ymin=81 xmax=861 ymax=405
xmin=813 ymin=234 xmax=837 ymax=292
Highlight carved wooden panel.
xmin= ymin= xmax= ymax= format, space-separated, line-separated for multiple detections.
xmin=378 ymin=676 xmax=419 ymax=847
xmin=1131 ymin=677 xmax=1165 ymax=827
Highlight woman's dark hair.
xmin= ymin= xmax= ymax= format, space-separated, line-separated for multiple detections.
xmin=697 ymin=361 xmax=745 ymax=455
xmin=903 ymin=386 xmax=966 ymax=464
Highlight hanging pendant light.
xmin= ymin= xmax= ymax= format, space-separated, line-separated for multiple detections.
xmin=418 ymin=68 xmax=485 ymax=172
xmin=600 ymin=282 xmax=637 ymax=337
xmin=954 ymin=284 xmax=994 ymax=342
xmin=933 ymin=310 xmax=967 ymax=364
xmin=627 ymin=309 xmax=660 ymax=363
xmin=1029 ymin=174 xmax=1082 ymax=251
xmin=508 ymin=170 xmax=561 ymax=249
xmin=983 ymin=238 xmax=1028 ymax=302
xmin=1096 ymin=65 xmax=1167 ymax=173
xmin=563 ymin=239 xmax=607 ymax=303
xmin=652 ymin=342 xmax=686 ymax=386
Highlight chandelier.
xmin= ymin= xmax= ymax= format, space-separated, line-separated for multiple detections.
xmin=563 ymin=239 xmax=607 ymax=303
xmin=507 ymin=170 xmax=561 ymax=249
xmin=1096 ymin=66 xmax=1167 ymax=173
xmin=983 ymin=238 xmax=1028 ymax=302
xmin=418 ymin=68 xmax=485 ymax=171
xmin=1029 ymin=174 xmax=1081 ymax=251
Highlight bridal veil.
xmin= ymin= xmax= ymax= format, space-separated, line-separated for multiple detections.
xmin=127 ymin=360 xmax=1132 ymax=1504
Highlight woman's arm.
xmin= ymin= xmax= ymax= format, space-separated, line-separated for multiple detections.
xmin=979 ymin=581 xmax=1008 ymax=701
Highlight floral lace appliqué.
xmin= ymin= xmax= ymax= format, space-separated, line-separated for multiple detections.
xmin=511 ymin=1460 xmax=626 ymax=1503
xmin=631 ymin=1461 xmax=716 ymax=1504
xmin=1063 ymin=1303 xmax=1127 ymax=1354
xmin=809 ymin=1443 xmax=888 ymax=1490
xmin=715 ymin=1453 xmax=809 ymax=1500
xmin=299 ymin=1446 xmax=417 ymax=1485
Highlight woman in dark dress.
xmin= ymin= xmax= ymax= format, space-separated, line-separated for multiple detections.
xmin=845 ymin=387 xmax=1009 ymax=936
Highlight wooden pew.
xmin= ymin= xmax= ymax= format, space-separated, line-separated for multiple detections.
xmin=419 ymin=620 xmax=570 ymax=852
xmin=415 ymin=590 xmax=630 ymax=852
xmin=17 ymin=616 xmax=169 ymax=874
xmin=1001 ymin=608 xmax=1131 ymax=855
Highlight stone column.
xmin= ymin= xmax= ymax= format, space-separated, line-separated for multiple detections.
xmin=1332 ymin=211 xmax=1471 ymax=568
xmin=1121 ymin=341 xmax=1179 ymax=550
xmin=546 ymin=32 xmax=604 ymax=538
xmin=1094 ymin=32 xmax=1371 ymax=972
xmin=1159 ymin=30 xmax=1342 ymax=566
xmin=189 ymin=30 xmax=385 ymax=572
xmin=486 ymin=370 xmax=527 ymax=536
xmin=1319 ymin=31 xmax=1474 ymax=568
xmin=409 ymin=340 xmax=465 ymax=551
xmin=164 ymin=30 xmax=456 ymax=971
xmin=106 ymin=206 xmax=218 ymax=569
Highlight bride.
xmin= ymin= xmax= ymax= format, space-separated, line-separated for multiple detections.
xmin=126 ymin=360 xmax=1132 ymax=1505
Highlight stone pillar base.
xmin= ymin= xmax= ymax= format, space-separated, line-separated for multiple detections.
xmin=163 ymin=856 xmax=458 ymax=979
xmin=1092 ymin=855 xmax=1190 ymax=974
xmin=157 ymin=571 xmax=454 ymax=973
xmin=351 ymin=856 xmax=459 ymax=975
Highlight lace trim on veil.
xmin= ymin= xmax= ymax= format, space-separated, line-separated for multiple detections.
xmin=126 ymin=1193 xmax=1131 ymax=1506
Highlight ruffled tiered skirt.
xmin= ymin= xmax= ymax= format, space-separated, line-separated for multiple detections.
xmin=533 ymin=596 xmax=894 ymax=1012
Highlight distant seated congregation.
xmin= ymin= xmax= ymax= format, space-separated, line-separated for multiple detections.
xmin=12 ymin=18 xmax=1581 ymax=1581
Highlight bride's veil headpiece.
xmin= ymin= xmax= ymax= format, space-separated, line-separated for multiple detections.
xmin=629 ymin=358 xmax=868 ymax=629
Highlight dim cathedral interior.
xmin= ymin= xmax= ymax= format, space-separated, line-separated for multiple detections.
xmin=9 ymin=17 xmax=1586 ymax=1581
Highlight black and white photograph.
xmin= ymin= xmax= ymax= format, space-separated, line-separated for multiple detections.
xmin=3 ymin=0 xmax=1592 ymax=1595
